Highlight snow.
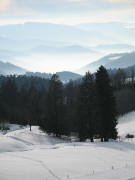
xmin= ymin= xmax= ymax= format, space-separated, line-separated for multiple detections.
xmin=109 ymin=56 xmax=121 ymax=61
xmin=0 ymin=112 xmax=135 ymax=180
xmin=118 ymin=111 xmax=135 ymax=137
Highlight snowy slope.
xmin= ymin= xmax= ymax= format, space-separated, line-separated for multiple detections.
xmin=0 ymin=112 xmax=135 ymax=180
xmin=78 ymin=51 xmax=135 ymax=74
xmin=0 ymin=126 xmax=64 ymax=153
xmin=0 ymin=61 xmax=27 ymax=75
xmin=118 ymin=111 xmax=135 ymax=137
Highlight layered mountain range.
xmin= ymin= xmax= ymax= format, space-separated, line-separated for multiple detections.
xmin=77 ymin=51 xmax=135 ymax=74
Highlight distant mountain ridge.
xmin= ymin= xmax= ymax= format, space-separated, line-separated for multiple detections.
xmin=0 ymin=22 xmax=102 ymax=44
xmin=0 ymin=61 xmax=27 ymax=75
xmin=94 ymin=44 xmax=135 ymax=53
xmin=77 ymin=51 xmax=135 ymax=74
xmin=0 ymin=22 xmax=135 ymax=73
xmin=0 ymin=60 xmax=82 ymax=82
xmin=32 ymin=45 xmax=95 ymax=54
xmin=26 ymin=71 xmax=82 ymax=82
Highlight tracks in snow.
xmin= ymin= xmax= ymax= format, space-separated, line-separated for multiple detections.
xmin=9 ymin=136 xmax=34 ymax=146
xmin=7 ymin=153 xmax=61 ymax=180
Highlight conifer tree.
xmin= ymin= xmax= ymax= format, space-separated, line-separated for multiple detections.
xmin=64 ymin=80 xmax=78 ymax=135
xmin=1 ymin=77 xmax=18 ymax=124
xmin=96 ymin=66 xmax=118 ymax=142
xmin=0 ymin=83 xmax=7 ymax=130
xmin=27 ymin=82 xmax=39 ymax=131
xmin=78 ymin=72 xmax=95 ymax=142
xmin=46 ymin=74 xmax=64 ymax=137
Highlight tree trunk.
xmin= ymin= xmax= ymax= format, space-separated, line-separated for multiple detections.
xmin=29 ymin=119 xmax=32 ymax=131
xmin=104 ymin=138 xmax=108 ymax=142
xmin=101 ymin=137 xmax=104 ymax=142
xmin=90 ymin=137 xmax=94 ymax=142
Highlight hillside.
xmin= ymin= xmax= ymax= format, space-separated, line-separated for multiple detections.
xmin=1 ymin=22 xmax=135 ymax=49
xmin=0 ymin=61 xmax=27 ymax=75
xmin=0 ymin=112 xmax=135 ymax=179
xmin=95 ymin=44 xmax=135 ymax=52
xmin=0 ymin=22 xmax=106 ymax=45
xmin=0 ymin=61 xmax=82 ymax=81
xmin=118 ymin=111 xmax=135 ymax=137
xmin=0 ymin=22 xmax=135 ymax=73
xmin=26 ymin=71 xmax=82 ymax=82
xmin=78 ymin=51 xmax=135 ymax=74
xmin=31 ymin=45 xmax=95 ymax=54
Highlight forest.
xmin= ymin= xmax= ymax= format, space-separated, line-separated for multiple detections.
xmin=0 ymin=66 xmax=135 ymax=142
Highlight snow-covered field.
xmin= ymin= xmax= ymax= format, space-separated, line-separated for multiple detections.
xmin=1 ymin=112 xmax=135 ymax=180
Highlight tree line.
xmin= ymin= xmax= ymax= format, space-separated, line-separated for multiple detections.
xmin=1 ymin=66 xmax=135 ymax=142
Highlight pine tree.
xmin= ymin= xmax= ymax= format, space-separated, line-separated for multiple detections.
xmin=1 ymin=77 xmax=18 ymax=124
xmin=78 ymin=72 xmax=95 ymax=142
xmin=64 ymin=80 xmax=78 ymax=135
xmin=96 ymin=66 xmax=118 ymax=142
xmin=0 ymin=83 xmax=7 ymax=130
xmin=27 ymin=82 xmax=40 ymax=131
xmin=46 ymin=74 xmax=64 ymax=137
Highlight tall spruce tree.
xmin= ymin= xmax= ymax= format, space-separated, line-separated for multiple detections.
xmin=0 ymin=82 xmax=7 ymax=130
xmin=27 ymin=82 xmax=39 ymax=131
xmin=78 ymin=72 xmax=95 ymax=142
xmin=46 ymin=74 xmax=64 ymax=137
xmin=64 ymin=80 xmax=78 ymax=135
xmin=1 ymin=77 xmax=18 ymax=124
xmin=96 ymin=66 xmax=118 ymax=142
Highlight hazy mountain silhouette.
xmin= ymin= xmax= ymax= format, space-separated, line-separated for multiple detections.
xmin=0 ymin=61 xmax=27 ymax=75
xmin=77 ymin=51 xmax=135 ymax=74
xmin=26 ymin=71 xmax=82 ymax=82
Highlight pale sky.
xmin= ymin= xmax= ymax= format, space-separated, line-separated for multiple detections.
xmin=0 ymin=0 xmax=135 ymax=25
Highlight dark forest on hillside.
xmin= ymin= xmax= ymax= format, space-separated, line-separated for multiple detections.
xmin=0 ymin=66 xmax=135 ymax=142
